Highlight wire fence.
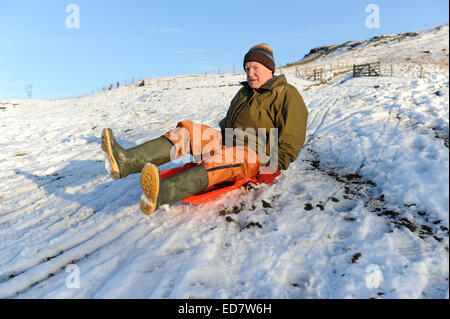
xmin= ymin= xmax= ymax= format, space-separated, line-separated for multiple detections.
xmin=289 ymin=60 xmax=448 ymax=81
xmin=54 ymin=60 xmax=448 ymax=100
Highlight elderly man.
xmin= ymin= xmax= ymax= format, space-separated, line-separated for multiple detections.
xmin=102 ymin=44 xmax=308 ymax=215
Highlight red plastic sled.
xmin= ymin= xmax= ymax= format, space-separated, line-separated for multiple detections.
xmin=160 ymin=163 xmax=279 ymax=205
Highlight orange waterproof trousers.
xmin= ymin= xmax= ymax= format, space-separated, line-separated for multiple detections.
xmin=162 ymin=121 xmax=260 ymax=187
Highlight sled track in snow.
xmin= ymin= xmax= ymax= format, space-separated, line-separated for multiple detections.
xmin=0 ymin=171 xmax=243 ymax=298
xmin=0 ymin=208 xmax=180 ymax=298
xmin=305 ymin=97 xmax=338 ymax=146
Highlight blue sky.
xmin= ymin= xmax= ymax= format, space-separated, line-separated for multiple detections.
xmin=0 ymin=0 xmax=448 ymax=100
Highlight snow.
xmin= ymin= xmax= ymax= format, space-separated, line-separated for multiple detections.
xmin=0 ymin=24 xmax=448 ymax=299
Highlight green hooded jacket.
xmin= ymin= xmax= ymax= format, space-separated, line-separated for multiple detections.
xmin=219 ymin=75 xmax=308 ymax=170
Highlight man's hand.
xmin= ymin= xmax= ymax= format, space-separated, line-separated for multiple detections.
xmin=259 ymin=167 xmax=280 ymax=175
xmin=256 ymin=167 xmax=281 ymax=185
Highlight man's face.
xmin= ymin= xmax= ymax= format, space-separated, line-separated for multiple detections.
xmin=245 ymin=61 xmax=273 ymax=89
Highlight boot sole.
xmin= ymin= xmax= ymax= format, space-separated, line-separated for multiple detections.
xmin=101 ymin=128 xmax=121 ymax=180
xmin=140 ymin=163 xmax=160 ymax=215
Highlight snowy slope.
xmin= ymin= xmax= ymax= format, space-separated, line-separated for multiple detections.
xmin=294 ymin=23 xmax=449 ymax=68
xmin=0 ymin=25 xmax=448 ymax=299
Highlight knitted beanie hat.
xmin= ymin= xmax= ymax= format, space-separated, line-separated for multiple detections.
xmin=243 ymin=43 xmax=275 ymax=73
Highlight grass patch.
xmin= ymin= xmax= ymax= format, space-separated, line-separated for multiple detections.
xmin=304 ymin=81 xmax=327 ymax=91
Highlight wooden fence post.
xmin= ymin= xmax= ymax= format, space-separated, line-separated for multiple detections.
xmin=313 ymin=68 xmax=323 ymax=81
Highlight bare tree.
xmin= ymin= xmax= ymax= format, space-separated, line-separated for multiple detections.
xmin=25 ymin=84 xmax=33 ymax=99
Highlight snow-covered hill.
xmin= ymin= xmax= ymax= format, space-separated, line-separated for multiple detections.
xmin=0 ymin=23 xmax=448 ymax=299
xmin=292 ymin=23 xmax=449 ymax=67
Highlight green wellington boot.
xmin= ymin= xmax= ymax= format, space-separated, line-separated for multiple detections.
xmin=139 ymin=163 xmax=209 ymax=215
xmin=101 ymin=128 xmax=173 ymax=179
